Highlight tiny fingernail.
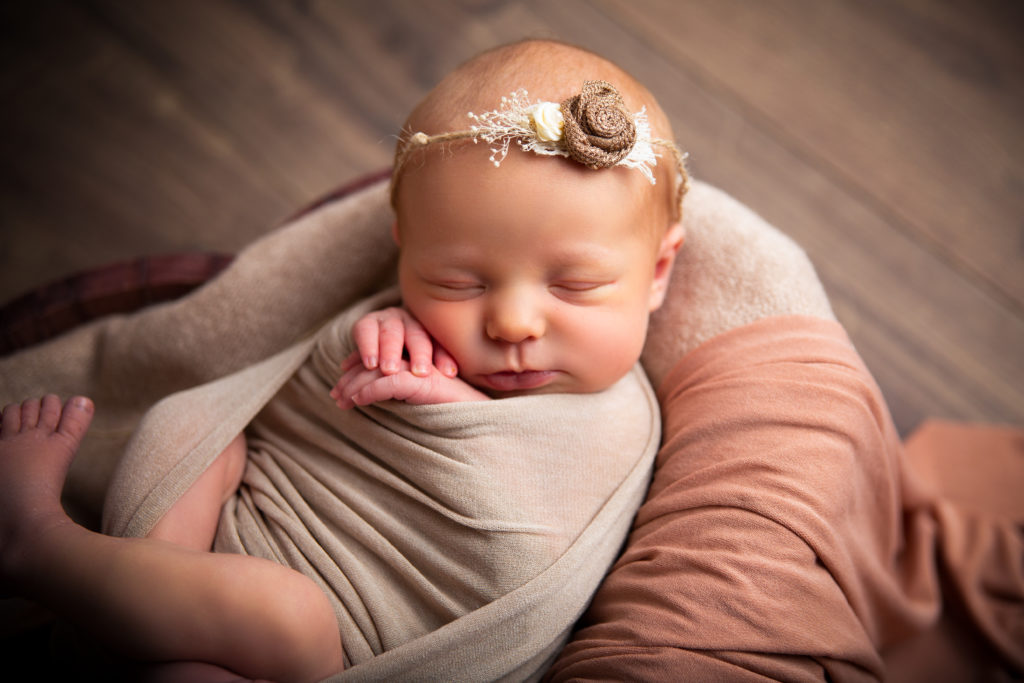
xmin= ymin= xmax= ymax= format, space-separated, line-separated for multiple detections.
xmin=381 ymin=360 xmax=398 ymax=373
xmin=412 ymin=363 xmax=428 ymax=376
xmin=365 ymin=355 xmax=378 ymax=369
xmin=72 ymin=396 xmax=91 ymax=410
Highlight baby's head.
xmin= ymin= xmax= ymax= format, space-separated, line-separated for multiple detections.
xmin=391 ymin=40 xmax=688 ymax=397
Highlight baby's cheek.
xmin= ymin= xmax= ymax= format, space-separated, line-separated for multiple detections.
xmin=557 ymin=322 xmax=637 ymax=392
xmin=413 ymin=306 xmax=476 ymax=362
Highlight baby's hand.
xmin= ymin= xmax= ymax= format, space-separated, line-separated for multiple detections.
xmin=349 ymin=307 xmax=457 ymax=378
xmin=330 ymin=360 xmax=488 ymax=409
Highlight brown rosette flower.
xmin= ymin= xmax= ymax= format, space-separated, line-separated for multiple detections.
xmin=560 ymin=81 xmax=637 ymax=169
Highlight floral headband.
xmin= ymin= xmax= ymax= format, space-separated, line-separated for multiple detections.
xmin=392 ymin=80 xmax=689 ymax=217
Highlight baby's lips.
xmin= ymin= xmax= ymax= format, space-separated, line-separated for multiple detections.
xmin=480 ymin=370 xmax=558 ymax=392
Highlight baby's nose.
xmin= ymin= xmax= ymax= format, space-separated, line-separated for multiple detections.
xmin=485 ymin=292 xmax=545 ymax=343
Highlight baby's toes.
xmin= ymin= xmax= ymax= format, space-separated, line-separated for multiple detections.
xmin=19 ymin=398 xmax=41 ymax=430
xmin=0 ymin=402 xmax=21 ymax=436
xmin=37 ymin=394 xmax=63 ymax=431
xmin=55 ymin=397 xmax=94 ymax=447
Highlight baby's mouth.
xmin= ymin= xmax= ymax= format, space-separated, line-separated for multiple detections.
xmin=479 ymin=370 xmax=558 ymax=392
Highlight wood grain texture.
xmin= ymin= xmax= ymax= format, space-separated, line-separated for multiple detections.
xmin=1 ymin=0 xmax=1020 ymax=435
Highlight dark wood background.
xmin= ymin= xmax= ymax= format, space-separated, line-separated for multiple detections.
xmin=1 ymin=0 xmax=1021 ymax=436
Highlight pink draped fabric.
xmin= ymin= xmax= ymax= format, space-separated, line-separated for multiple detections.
xmin=549 ymin=316 xmax=1022 ymax=681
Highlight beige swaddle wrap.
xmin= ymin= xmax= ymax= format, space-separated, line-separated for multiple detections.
xmin=103 ymin=287 xmax=660 ymax=680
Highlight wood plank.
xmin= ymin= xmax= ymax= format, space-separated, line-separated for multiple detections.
xmin=600 ymin=0 xmax=1024 ymax=309
xmin=85 ymin=0 xmax=389 ymax=210
xmin=0 ymin=0 xmax=407 ymax=302
xmin=1 ymin=2 xmax=295 ymax=299
xmin=0 ymin=2 xmax=197 ymax=296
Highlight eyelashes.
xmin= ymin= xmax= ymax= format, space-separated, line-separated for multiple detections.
xmin=551 ymin=281 xmax=608 ymax=292
xmin=423 ymin=279 xmax=614 ymax=303
xmin=425 ymin=281 xmax=486 ymax=301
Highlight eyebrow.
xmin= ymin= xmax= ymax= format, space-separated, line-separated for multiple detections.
xmin=546 ymin=244 xmax=625 ymax=268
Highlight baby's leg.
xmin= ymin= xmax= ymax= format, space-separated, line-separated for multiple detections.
xmin=148 ymin=431 xmax=247 ymax=551
xmin=0 ymin=396 xmax=342 ymax=682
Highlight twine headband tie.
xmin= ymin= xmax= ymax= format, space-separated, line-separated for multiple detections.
xmin=393 ymin=80 xmax=689 ymax=216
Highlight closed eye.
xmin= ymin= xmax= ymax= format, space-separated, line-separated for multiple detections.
xmin=552 ymin=281 xmax=611 ymax=292
xmin=427 ymin=280 xmax=485 ymax=299
xmin=550 ymin=281 xmax=615 ymax=302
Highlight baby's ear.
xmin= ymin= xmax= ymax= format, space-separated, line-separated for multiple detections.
xmin=648 ymin=222 xmax=685 ymax=311
xmin=391 ymin=220 xmax=401 ymax=247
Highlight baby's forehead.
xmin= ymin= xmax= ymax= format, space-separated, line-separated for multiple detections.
xmin=395 ymin=148 xmax=667 ymax=252
xmin=396 ymin=144 xmax=670 ymax=230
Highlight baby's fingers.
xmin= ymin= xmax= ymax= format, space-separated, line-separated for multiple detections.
xmin=350 ymin=317 xmax=382 ymax=371
xmin=348 ymin=307 xmax=438 ymax=377
xmin=350 ymin=371 xmax=431 ymax=406
xmin=331 ymin=364 xmax=382 ymax=410
xmin=376 ymin=313 xmax=409 ymax=375
xmin=400 ymin=313 xmax=435 ymax=377
xmin=433 ymin=346 xmax=458 ymax=378
xmin=331 ymin=356 xmax=359 ymax=406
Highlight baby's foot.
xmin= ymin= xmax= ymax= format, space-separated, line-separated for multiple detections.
xmin=0 ymin=395 xmax=93 ymax=586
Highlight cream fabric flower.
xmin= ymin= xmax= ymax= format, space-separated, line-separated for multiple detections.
xmin=529 ymin=102 xmax=565 ymax=142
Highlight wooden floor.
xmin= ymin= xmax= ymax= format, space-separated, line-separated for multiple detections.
xmin=1 ymin=0 xmax=1021 ymax=436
